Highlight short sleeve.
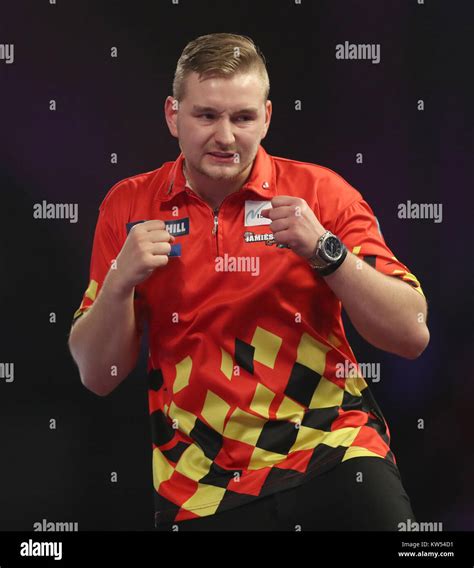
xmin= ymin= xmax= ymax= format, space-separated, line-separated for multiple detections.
xmin=71 ymin=186 xmax=147 ymax=333
xmin=332 ymin=198 xmax=425 ymax=298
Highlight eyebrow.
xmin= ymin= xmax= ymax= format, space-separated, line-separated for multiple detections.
xmin=192 ymin=105 xmax=259 ymax=115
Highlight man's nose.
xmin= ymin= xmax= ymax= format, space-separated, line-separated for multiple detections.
xmin=213 ymin=118 xmax=235 ymax=147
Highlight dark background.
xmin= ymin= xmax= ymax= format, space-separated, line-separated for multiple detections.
xmin=0 ymin=0 xmax=472 ymax=531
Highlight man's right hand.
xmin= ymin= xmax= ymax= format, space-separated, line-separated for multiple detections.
xmin=111 ymin=220 xmax=175 ymax=294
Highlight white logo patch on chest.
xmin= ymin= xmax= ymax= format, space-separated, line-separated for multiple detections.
xmin=244 ymin=200 xmax=272 ymax=226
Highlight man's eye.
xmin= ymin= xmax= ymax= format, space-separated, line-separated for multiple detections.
xmin=198 ymin=114 xmax=253 ymax=121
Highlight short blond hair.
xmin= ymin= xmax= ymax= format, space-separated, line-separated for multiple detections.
xmin=173 ymin=33 xmax=270 ymax=103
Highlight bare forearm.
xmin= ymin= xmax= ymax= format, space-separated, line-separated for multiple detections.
xmin=323 ymin=251 xmax=429 ymax=359
xmin=68 ymin=269 xmax=140 ymax=396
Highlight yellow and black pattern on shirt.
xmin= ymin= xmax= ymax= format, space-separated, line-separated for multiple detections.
xmin=71 ymin=278 xmax=144 ymax=327
xmin=351 ymin=246 xmax=425 ymax=298
xmin=150 ymin=327 xmax=393 ymax=522
xmin=71 ymin=279 xmax=98 ymax=326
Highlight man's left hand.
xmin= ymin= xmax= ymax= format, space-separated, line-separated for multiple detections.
xmin=260 ymin=196 xmax=327 ymax=259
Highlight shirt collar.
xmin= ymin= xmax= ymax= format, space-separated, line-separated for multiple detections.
xmin=153 ymin=144 xmax=276 ymax=202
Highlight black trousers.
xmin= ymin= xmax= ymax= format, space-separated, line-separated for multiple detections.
xmin=155 ymin=457 xmax=416 ymax=531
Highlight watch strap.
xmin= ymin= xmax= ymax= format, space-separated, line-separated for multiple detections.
xmin=316 ymin=245 xmax=348 ymax=276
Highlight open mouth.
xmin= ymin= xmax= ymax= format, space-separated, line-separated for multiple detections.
xmin=209 ymin=152 xmax=235 ymax=164
xmin=208 ymin=152 xmax=235 ymax=160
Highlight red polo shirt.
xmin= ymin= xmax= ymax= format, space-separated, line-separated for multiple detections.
xmin=72 ymin=145 xmax=424 ymax=526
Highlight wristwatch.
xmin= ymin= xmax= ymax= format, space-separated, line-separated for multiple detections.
xmin=307 ymin=230 xmax=348 ymax=276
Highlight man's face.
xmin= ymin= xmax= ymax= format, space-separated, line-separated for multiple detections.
xmin=165 ymin=71 xmax=272 ymax=184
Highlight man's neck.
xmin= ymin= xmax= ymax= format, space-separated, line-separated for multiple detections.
xmin=183 ymin=160 xmax=250 ymax=210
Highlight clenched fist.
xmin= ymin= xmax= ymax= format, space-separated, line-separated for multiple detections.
xmin=111 ymin=220 xmax=175 ymax=294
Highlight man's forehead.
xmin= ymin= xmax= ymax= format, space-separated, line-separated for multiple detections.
xmin=191 ymin=103 xmax=260 ymax=114
xmin=189 ymin=69 xmax=261 ymax=85
xmin=182 ymin=71 xmax=265 ymax=101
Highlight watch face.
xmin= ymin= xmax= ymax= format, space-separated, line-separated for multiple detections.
xmin=324 ymin=236 xmax=342 ymax=260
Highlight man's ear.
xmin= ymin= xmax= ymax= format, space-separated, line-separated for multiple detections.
xmin=164 ymin=96 xmax=179 ymax=138
xmin=261 ymin=99 xmax=272 ymax=139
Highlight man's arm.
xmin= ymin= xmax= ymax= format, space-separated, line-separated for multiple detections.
xmin=323 ymin=251 xmax=429 ymax=359
xmin=68 ymin=268 xmax=141 ymax=397
xmin=261 ymin=196 xmax=430 ymax=360
xmin=69 ymin=219 xmax=174 ymax=396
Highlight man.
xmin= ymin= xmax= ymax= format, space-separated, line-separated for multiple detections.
xmin=68 ymin=33 xmax=429 ymax=531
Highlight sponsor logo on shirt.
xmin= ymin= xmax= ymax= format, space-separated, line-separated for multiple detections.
xmin=126 ymin=218 xmax=189 ymax=237
xmin=244 ymin=200 xmax=272 ymax=226
xmin=168 ymin=243 xmax=181 ymax=257
xmin=126 ymin=220 xmax=147 ymax=234
xmin=125 ymin=220 xmax=182 ymax=257
xmin=243 ymin=231 xmax=289 ymax=248
xmin=164 ymin=217 xmax=190 ymax=236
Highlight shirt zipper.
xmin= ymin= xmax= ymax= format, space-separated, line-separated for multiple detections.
xmin=212 ymin=207 xmax=219 ymax=256
xmin=184 ymin=187 xmax=241 ymax=258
